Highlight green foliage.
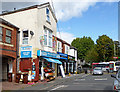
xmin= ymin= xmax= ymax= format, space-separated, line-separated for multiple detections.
xmin=85 ymin=45 xmax=99 ymax=63
xmin=71 ymin=36 xmax=94 ymax=60
xmin=96 ymin=35 xmax=114 ymax=62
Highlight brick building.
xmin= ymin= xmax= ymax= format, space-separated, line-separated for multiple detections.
xmin=0 ymin=18 xmax=19 ymax=81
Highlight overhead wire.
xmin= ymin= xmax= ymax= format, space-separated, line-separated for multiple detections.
xmin=50 ymin=0 xmax=61 ymax=39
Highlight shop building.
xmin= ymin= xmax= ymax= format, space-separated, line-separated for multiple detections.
xmin=69 ymin=46 xmax=77 ymax=74
xmin=56 ymin=37 xmax=69 ymax=75
xmin=56 ymin=37 xmax=77 ymax=75
xmin=0 ymin=18 xmax=19 ymax=81
xmin=0 ymin=2 xmax=59 ymax=82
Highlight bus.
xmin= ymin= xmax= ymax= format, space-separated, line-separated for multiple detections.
xmin=109 ymin=61 xmax=120 ymax=72
xmin=92 ymin=62 xmax=109 ymax=72
xmin=92 ymin=61 xmax=120 ymax=72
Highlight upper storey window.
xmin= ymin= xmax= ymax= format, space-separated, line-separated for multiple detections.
xmin=46 ymin=8 xmax=50 ymax=23
xmin=6 ymin=29 xmax=12 ymax=44
xmin=0 ymin=27 xmax=3 ymax=42
xmin=22 ymin=30 xmax=29 ymax=45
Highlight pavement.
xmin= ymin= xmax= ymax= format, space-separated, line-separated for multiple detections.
xmin=1 ymin=73 xmax=86 ymax=91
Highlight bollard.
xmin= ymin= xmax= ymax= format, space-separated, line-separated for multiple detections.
xmin=69 ymin=73 xmax=71 ymax=76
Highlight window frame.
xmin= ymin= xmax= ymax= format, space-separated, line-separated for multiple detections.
xmin=44 ymin=27 xmax=53 ymax=47
xmin=44 ymin=29 xmax=47 ymax=46
xmin=48 ymin=30 xmax=52 ymax=47
xmin=46 ymin=7 xmax=50 ymax=23
xmin=22 ymin=30 xmax=29 ymax=45
xmin=5 ymin=28 xmax=12 ymax=44
xmin=0 ymin=26 xmax=3 ymax=42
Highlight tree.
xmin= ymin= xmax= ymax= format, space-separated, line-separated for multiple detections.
xmin=85 ymin=45 xmax=99 ymax=64
xmin=96 ymin=35 xmax=114 ymax=62
xmin=71 ymin=36 xmax=94 ymax=60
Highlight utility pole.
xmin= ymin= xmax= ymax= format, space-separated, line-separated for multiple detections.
xmin=114 ymin=43 xmax=116 ymax=57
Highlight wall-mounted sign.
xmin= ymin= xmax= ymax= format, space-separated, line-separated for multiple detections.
xmin=31 ymin=71 xmax=36 ymax=79
xmin=21 ymin=46 xmax=32 ymax=58
xmin=57 ymin=52 xmax=68 ymax=60
xmin=68 ymin=55 xmax=75 ymax=61
xmin=37 ymin=50 xmax=60 ymax=59
xmin=52 ymin=36 xmax=57 ymax=51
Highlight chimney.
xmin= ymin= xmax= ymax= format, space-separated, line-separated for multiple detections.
xmin=14 ymin=8 xmax=16 ymax=10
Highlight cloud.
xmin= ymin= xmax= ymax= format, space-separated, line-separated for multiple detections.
xmin=57 ymin=31 xmax=76 ymax=44
xmin=41 ymin=0 xmax=119 ymax=21
xmin=1 ymin=0 xmax=119 ymax=21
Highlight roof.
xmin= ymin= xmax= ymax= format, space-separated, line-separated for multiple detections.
xmin=0 ymin=2 xmax=57 ymax=22
xmin=70 ymin=46 xmax=77 ymax=50
xmin=56 ymin=36 xmax=71 ymax=46
xmin=0 ymin=18 xmax=19 ymax=29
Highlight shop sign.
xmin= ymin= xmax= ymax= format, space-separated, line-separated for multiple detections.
xmin=37 ymin=50 xmax=60 ymax=59
xmin=31 ymin=71 xmax=36 ymax=79
xmin=21 ymin=46 xmax=32 ymax=58
xmin=57 ymin=52 xmax=68 ymax=60
xmin=68 ymin=56 xmax=75 ymax=60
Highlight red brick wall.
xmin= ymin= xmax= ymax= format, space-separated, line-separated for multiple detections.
xmin=0 ymin=24 xmax=17 ymax=58
xmin=32 ymin=57 xmax=39 ymax=82
xmin=20 ymin=58 xmax=32 ymax=72
xmin=0 ymin=23 xmax=18 ymax=80
xmin=62 ymin=43 xmax=65 ymax=53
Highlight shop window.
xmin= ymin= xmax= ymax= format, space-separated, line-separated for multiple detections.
xmin=22 ymin=30 xmax=29 ymax=44
xmin=46 ymin=8 xmax=50 ymax=22
xmin=0 ymin=27 xmax=3 ymax=42
xmin=5 ymin=29 xmax=11 ymax=44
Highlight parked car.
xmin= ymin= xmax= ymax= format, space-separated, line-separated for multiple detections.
xmin=92 ymin=67 xmax=103 ymax=75
xmin=111 ymin=68 xmax=120 ymax=91
xmin=77 ymin=67 xmax=83 ymax=73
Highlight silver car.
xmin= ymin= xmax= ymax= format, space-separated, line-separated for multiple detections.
xmin=92 ymin=67 xmax=103 ymax=75
xmin=111 ymin=69 xmax=120 ymax=91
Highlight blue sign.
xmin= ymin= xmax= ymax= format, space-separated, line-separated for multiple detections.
xmin=57 ymin=52 xmax=68 ymax=60
xmin=31 ymin=71 xmax=36 ymax=79
xmin=37 ymin=50 xmax=60 ymax=59
xmin=21 ymin=46 xmax=32 ymax=58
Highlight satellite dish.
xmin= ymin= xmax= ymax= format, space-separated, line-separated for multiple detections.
xmin=30 ymin=31 xmax=34 ymax=36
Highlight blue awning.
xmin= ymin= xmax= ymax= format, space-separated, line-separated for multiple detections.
xmin=43 ymin=57 xmax=62 ymax=64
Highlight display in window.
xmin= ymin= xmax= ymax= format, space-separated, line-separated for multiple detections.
xmin=43 ymin=61 xmax=55 ymax=82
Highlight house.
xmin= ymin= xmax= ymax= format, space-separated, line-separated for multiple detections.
xmin=0 ymin=18 xmax=19 ymax=81
xmin=56 ymin=37 xmax=77 ymax=75
xmin=0 ymin=2 xmax=62 ymax=82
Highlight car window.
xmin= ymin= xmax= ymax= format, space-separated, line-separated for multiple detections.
xmin=118 ymin=70 xmax=120 ymax=78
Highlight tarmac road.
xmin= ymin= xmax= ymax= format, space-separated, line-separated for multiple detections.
xmin=46 ymin=73 xmax=114 ymax=91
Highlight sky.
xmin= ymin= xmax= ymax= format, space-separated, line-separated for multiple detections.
xmin=0 ymin=0 xmax=119 ymax=44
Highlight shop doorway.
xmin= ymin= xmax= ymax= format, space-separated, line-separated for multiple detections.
xmin=2 ymin=57 xmax=9 ymax=81
xmin=39 ymin=62 xmax=42 ymax=74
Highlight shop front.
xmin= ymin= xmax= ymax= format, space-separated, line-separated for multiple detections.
xmin=68 ymin=55 xmax=76 ymax=74
xmin=37 ymin=50 xmax=65 ymax=81
xmin=57 ymin=52 xmax=68 ymax=76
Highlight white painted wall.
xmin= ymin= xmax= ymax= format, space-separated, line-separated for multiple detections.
xmin=0 ymin=5 xmax=57 ymax=58
xmin=70 ymin=49 xmax=74 ymax=57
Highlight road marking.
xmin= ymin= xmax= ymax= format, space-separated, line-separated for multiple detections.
xmin=51 ymin=85 xmax=68 ymax=90
xmin=92 ymin=76 xmax=103 ymax=77
xmin=94 ymin=78 xmax=107 ymax=80
xmin=74 ymin=79 xmax=85 ymax=81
